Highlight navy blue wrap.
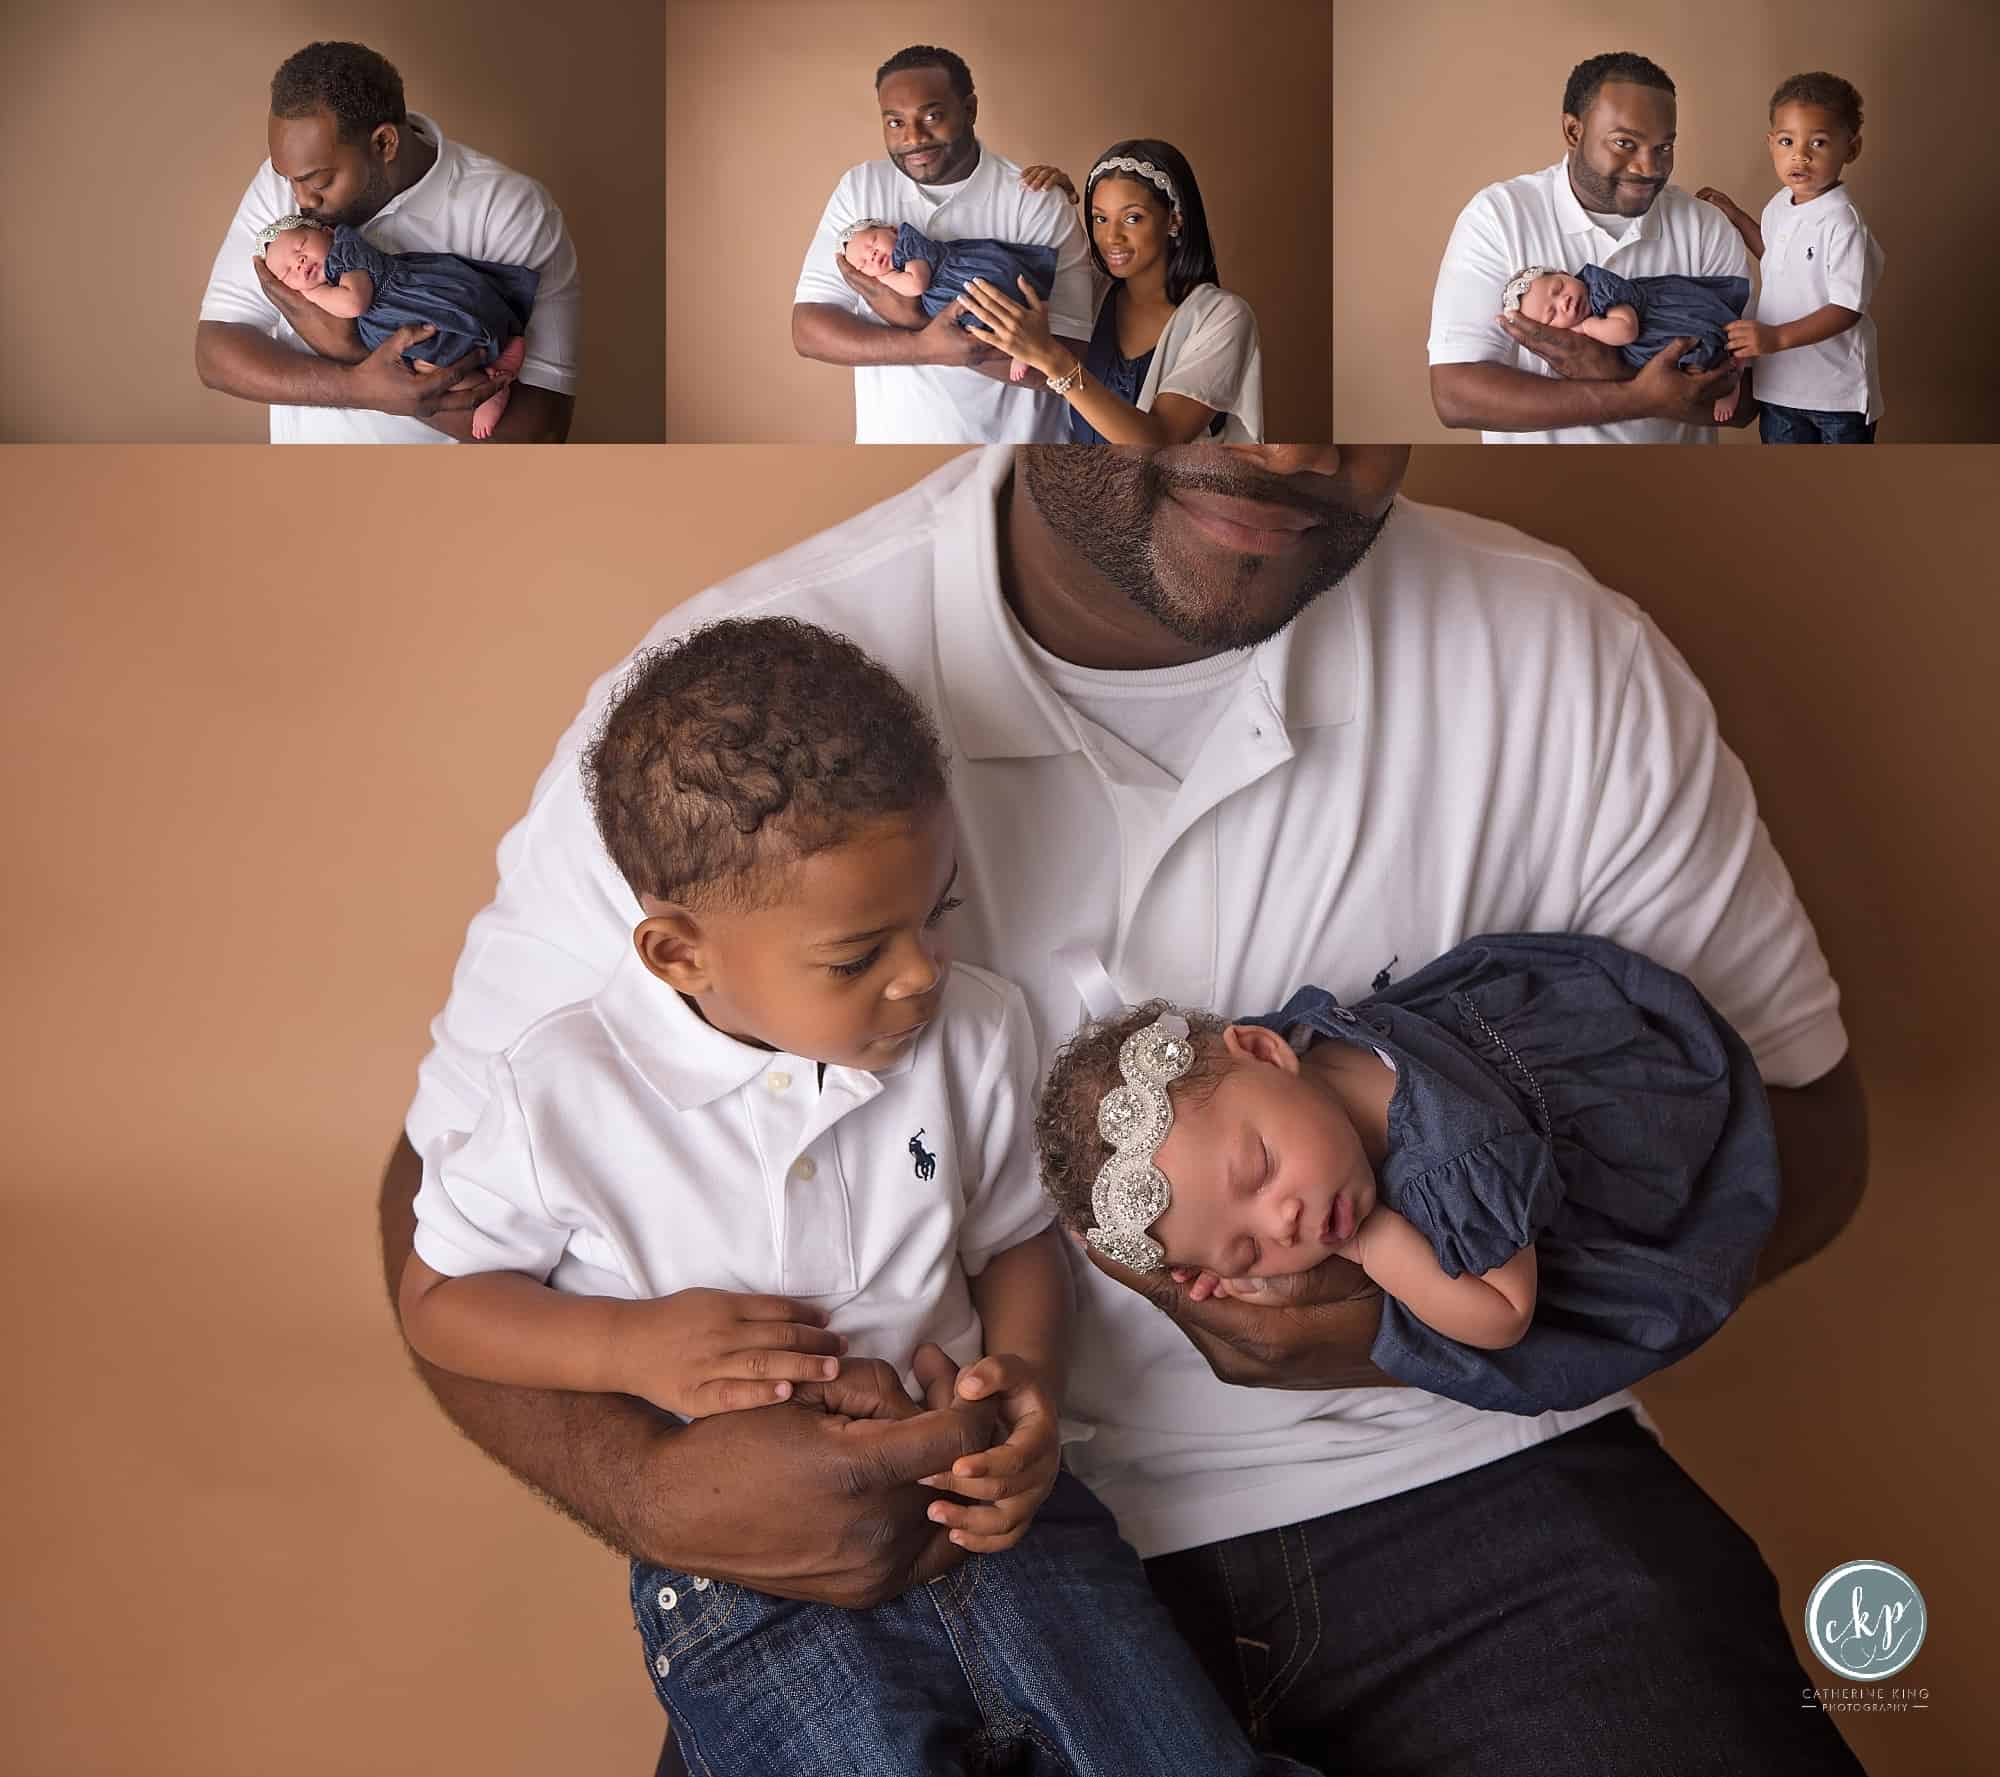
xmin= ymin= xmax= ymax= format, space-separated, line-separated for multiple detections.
xmin=323 ymin=224 xmax=539 ymax=370
xmin=1248 ymin=934 xmax=1780 ymax=1415
xmin=1579 ymin=263 xmax=1751 ymax=373
xmin=893 ymin=222 xmax=1058 ymax=332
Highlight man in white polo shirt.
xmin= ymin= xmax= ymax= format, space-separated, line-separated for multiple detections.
xmin=195 ymin=40 xmax=579 ymax=444
xmin=791 ymin=45 xmax=1092 ymax=443
xmin=1428 ymin=52 xmax=1751 ymax=444
xmin=381 ymin=445 xmax=1867 ymax=1773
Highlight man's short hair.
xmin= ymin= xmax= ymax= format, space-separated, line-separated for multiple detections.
xmin=1770 ymin=71 xmax=1863 ymax=135
xmin=584 ymin=617 xmax=949 ymax=909
xmin=270 ymin=41 xmax=407 ymax=143
xmin=875 ymin=45 xmax=973 ymax=100
xmin=1562 ymin=51 xmax=1675 ymax=120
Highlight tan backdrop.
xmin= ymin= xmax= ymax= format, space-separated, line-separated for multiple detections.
xmin=664 ymin=0 xmax=1333 ymax=442
xmin=0 ymin=0 xmax=665 ymax=443
xmin=1333 ymin=0 xmax=2000 ymax=442
xmin=3 ymin=444 xmax=1990 ymax=1775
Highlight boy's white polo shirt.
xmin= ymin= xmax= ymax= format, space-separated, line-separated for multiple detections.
xmin=1428 ymin=163 xmax=1751 ymax=444
xmin=408 ymin=445 xmax=1846 ymax=1559
xmin=793 ymin=148 xmax=1093 ymax=443
xmin=1752 ymin=184 xmax=1883 ymax=421
xmin=198 ymin=114 xmax=581 ymax=445
xmin=412 ymin=953 xmax=1048 ymax=1394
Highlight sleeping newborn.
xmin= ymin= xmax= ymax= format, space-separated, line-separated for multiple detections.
xmin=1502 ymin=264 xmax=1752 ymax=423
xmin=840 ymin=220 xmax=1058 ymax=380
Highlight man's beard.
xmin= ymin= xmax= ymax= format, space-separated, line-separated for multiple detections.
xmin=892 ymin=135 xmax=975 ymax=186
xmin=1020 ymin=449 xmax=1393 ymax=654
xmin=1569 ymin=153 xmax=1661 ymax=215
xmin=320 ymin=158 xmax=396 ymax=228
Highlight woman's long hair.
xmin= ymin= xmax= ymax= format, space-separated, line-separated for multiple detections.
xmin=1083 ymin=138 xmax=1218 ymax=305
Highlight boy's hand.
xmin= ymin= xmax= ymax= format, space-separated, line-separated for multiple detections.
xmin=1725 ymin=318 xmax=1783 ymax=360
xmin=1695 ymin=186 xmax=1742 ymax=217
xmin=616 ymin=1287 xmax=846 ymax=1418
xmin=919 ymin=1353 xmax=1060 ymax=1553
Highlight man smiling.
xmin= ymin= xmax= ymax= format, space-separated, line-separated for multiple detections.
xmin=195 ymin=40 xmax=579 ymax=444
xmin=1428 ymin=52 xmax=1750 ymax=444
xmin=791 ymin=45 xmax=1092 ymax=442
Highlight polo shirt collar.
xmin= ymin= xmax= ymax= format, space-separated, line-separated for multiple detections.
xmin=593 ymin=945 xmax=912 ymax=1112
xmin=372 ymin=113 xmax=452 ymax=227
xmin=1546 ymin=158 xmax=1663 ymax=247
xmin=933 ymin=448 xmax=1358 ymax=762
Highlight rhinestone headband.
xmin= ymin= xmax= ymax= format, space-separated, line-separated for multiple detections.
xmin=253 ymin=213 xmax=328 ymax=257
xmin=1085 ymin=1012 xmax=1194 ymax=1272
xmin=1088 ymin=156 xmax=1182 ymax=217
xmin=838 ymin=217 xmax=894 ymax=247
xmin=1500 ymin=265 xmax=1564 ymax=315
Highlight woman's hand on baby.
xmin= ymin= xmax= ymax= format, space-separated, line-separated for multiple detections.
xmin=1019 ymin=164 xmax=1078 ymax=203
xmin=957 ymin=278 xmax=1060 ymax=375
xmin=617 ymin=1287 xmax=847 ymax=1419
xmin=917 ymin=1353 xmax=1060 ymax=1553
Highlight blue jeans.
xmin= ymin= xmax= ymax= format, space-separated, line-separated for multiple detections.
xmin=1143 ymin=1412 xmax=1867 ymax=1775
xmin=1760 ymin=402 xmax=1877 ymax=444
xmin=633 ymin=1469 xmax=1316 ymax=1777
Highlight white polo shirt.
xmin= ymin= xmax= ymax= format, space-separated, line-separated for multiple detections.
xmin=198 ymin=114 xmax=581 ymax=444
xmin=1428 ymin=162 xmax=1752 ymax=445
xmin=1752 ymin=184 xmax=1883 ymax=422
xmin=412 ymin=951 xmax=1048 ymax=1396
xmin=407 ymin=446 xmax=1846 ymax=1559
xmin=793 ymin=148 xmax=1092 ymax=443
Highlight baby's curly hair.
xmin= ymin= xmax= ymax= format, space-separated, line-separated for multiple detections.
xmin=1770 ymin=72 xmax=1863 ymax=136
xmin=1034 ymin=1000 xmax=1230 ymax=1232
xmin=583 ymin=617 xmax=947 ymax=909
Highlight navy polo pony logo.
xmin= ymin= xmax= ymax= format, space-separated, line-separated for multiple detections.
xmin=908 ymin=1129 xmax=937 ymax=1180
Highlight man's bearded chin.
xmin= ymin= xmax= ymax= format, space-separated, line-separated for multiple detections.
xmin=322 ymin=156 xmax=396 ymax=228
xmin=1020 ymin=448 xmax=1393 ymax=654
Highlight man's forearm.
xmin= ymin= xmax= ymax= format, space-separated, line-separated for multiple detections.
xmin=1430 ymin=361 xmax=1647 ymax=432
xmin=1755 ymin=1054 xmax=1868 ymax=1285
xmin=792 ymin=303 xmax=937 ymax=367
xmin=196 ymin=320 xmax=366 ymax=406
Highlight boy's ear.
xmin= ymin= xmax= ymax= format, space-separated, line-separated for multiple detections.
xmin=634 ymin=908 xmax=710 ymax=992
xmin=1847 ymin=132 xmax=1863 ymax=166
xmin=1221 ymin=1022 xmax=1300 ymax=1074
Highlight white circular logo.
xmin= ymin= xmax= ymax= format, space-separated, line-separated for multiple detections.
xmin=1804 ymin=1560 xmax=1926 ymax=1681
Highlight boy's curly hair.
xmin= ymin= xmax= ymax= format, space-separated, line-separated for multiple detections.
xmin=1034 ymin=1000 xmax=1230 ymax=1231
xmin=583 ymin=617 xmax=946 ymax=909
xmin=1769 ymin=72 xmax=1863 ymax=136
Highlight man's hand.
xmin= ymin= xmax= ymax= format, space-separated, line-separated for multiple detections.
xmin=1725 ymin=317 xmax=1784 ymax=361
xmin=1078 ymin=1232 xmax=1390 ymax=1390
xmin=837 ymin=253 xmax=927 ymax=330
xmin=1019 ymin=164 xmax=1079 ymax=203
xmin=615 ymin=1289 xmax=846 ymax=1418
xmin=1626 ymin=334 xmax=1742 ymax=424
xmin=344 ymin=325 xmax=503 ymax=418
xmin=1498 ymin=310 xmax=1631 ymax=381
xmin=918 ymin=1353 xmax=1061 ymax=1554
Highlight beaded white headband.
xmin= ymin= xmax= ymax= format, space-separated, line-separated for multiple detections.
xmin=1088 ymin=156 xmax=1182 ymax=218
xmin=1501 ymin=265 xmax=1564 ymax=315
xmin=1085 ymin=1012 xmax=1194 ymax=1272
xmin=253 ymin=213 xmax=327 ymax=257
xmin=838 ymin=217 xmax=894 ymax=247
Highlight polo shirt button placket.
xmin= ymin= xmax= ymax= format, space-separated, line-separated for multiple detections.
xmin=792 ymin=1156 xmax=817 ymax=1181
xmin=766 ymin=1071 xmax=791 ymax=1094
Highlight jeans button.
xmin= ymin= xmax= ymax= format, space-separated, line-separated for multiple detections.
xmin=657 ymin=1585 xmax=679 ymax=1611
xmin=654 ymin=1652 xmax=671 ymax=1678
xmin=691 ymin=1576 xmax=711 ymax=1591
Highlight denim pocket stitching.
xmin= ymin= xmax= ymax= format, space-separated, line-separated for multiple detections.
xmin=1259 ymin=1524 xmax=1323 ymax=1716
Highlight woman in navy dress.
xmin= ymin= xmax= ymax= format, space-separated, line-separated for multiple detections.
xmin=953 ymin=138 xmax=1264 ymax=444
xmin=1035 ymin=933 xmax=1779 ymax=1417
xmin=256 ymin=215 xmax=539 ymax=438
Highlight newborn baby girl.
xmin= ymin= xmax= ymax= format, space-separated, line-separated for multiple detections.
xmin=1035 ymin=933 xmax=1780 ymax=1415
xmin=1502 ymin=264 xmax=1753 ymax=423
xmin=257 ymin=216 xmax=540 ymax=438
xmin=840 ymin=220 xmax=1059 ymax=380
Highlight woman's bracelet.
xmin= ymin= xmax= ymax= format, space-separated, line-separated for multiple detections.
xmin=1045 ymin=356 xmax=1085 ymax=396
